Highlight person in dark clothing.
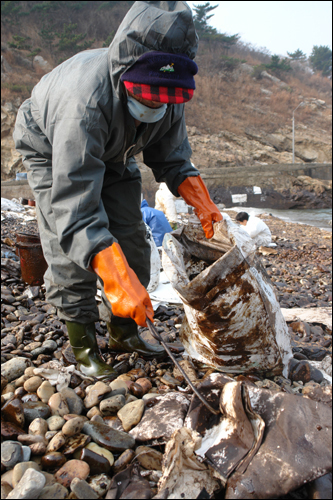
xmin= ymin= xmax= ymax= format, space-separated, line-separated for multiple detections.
xmin=13 ymin=1 xmax=222 ymax=380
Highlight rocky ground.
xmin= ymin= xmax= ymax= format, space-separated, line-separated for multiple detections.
xmin=1 ymin=206 xmax=332 ymax=499
xmin=257 ymin=214 xmax=332 ymax=309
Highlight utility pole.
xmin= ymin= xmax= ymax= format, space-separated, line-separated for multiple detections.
xmin=292 ymin=102 xmax=304 ymax=164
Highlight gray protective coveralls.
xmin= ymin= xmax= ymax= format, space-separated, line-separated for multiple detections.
xmin=13 ymin=1 xmax=199 ymax=324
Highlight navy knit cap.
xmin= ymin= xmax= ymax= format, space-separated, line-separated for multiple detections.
xmin=121 ymin=51 xmax=198 ymax=89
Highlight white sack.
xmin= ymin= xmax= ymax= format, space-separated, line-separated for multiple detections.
xmin=162 ymin=215 xmax=293 ymax=377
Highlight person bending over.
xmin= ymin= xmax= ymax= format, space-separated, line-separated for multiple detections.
xmin=13 ymin=1 xmax=222 ymax=380
xmin=236 ymin=212 xmax=272 ymax=247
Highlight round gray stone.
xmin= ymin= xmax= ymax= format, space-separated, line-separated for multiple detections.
xmin=23 ymin=401 xmax=51 ymax=423
xmin=1 ymin=441 xmax=23 ymax=468
xmin=42 ymin=340 xmax=58 ymax=352
xmin=1 ymin=357 xmax=32 ymax=383
xmin=82 ymin=421 xmax=135 ymax=453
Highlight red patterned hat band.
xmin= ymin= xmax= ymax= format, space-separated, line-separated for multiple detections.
xmin=123 ymin=81 xmax=194 ymax=104
xmin=121 ymin=51 xmax=197 ymax=104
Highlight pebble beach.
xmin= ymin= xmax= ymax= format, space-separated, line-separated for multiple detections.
xmin=1 ymin=205 xmax=332 ymax=499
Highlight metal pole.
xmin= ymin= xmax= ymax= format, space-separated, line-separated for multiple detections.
xmin=146 ymin=318 xmax=220 ymax=415
xmin=292 ymin=102 xmax=304 ymax=165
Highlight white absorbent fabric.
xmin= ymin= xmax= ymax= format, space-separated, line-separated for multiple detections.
xmin=155 ymin=183 xmax=178 ymax=223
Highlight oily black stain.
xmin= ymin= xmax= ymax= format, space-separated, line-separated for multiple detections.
xmin=195 ymin=309 xmax=273 ymax=369
xmin=188 ymin=261 xmax=249 ymax=310
xmin=188 ymin=404 xmax=221 ymax=436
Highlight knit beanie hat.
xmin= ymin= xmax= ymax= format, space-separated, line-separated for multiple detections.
xmin=121 ymin=51 xmax=198 ymax=104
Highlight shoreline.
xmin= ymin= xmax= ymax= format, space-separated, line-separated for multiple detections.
xmin=224 ymin=206 xmax=332 ymax=231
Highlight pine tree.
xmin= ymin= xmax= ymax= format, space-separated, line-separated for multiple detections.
xmin=39 ymin=26 xmax=56 ymax=54
xmin=56 ymin=23 xmax=95 ymax=60
xmin=8 ymin=35 xmax=31 ymax=50
xmin=192 ymin=2 xmax=218 ymax=35
xmin=1 ymin=0 xmax=22 ymax=19
xmin=287 ymin=49 xmax=306 ymax=61
xmin=192 ymin=2 xmax=239 ymax=54
xmin=264 ymin=55 xmax=291 ymax=77
xmin=309 ymin=45 xmax=332 ymax=77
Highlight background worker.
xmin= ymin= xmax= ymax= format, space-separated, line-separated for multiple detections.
xmin=13 ymin=1 xmax=222 ymax=381
xmin=236 ymin=211 xmax=272 ymax=247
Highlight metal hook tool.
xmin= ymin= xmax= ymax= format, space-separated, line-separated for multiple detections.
xmin=147 ymin=318 xmax=220 ymax=415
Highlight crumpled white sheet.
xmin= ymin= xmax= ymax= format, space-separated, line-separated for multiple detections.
xmin=33 ymin=360 xmax=94 ymax=391
xmin=1 ymin=197 xmax=25 ymax=212
xmin=157 ymin=427 xmax=220 ymax=499
xmin=1 ymin=198 xmax=37 ymax=223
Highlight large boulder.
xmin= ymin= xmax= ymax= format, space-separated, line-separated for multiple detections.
xmin=33 ymin=55 xmax=52 ymax=73
xmin=261 ymin=70 xmax=288 ymax=87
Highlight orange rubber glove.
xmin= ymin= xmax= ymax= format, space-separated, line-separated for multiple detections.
xmin=178 ymin=175 xmax=223 ymax=239
xmin=92 ymin=243 xmax=154 ymax=327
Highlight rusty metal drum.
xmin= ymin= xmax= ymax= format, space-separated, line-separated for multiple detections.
xmin=16 ymin=232 xmax=48 ymax=286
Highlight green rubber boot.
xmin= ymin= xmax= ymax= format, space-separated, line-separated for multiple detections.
xmin=66 ymin=321 xmax=118 ymax=381
xmin=107 ymin=321 xmax=166 ymax=360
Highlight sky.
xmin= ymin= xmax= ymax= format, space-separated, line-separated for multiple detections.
xmin=186 ymin=1 xmax=332 ymax=58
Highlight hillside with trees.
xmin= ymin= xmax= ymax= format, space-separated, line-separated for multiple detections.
xmin=1 ymin=1 xmax=332 ymax=180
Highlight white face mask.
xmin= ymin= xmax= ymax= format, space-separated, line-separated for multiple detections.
xmin=127 ymin=95 xmax=167 ymax=123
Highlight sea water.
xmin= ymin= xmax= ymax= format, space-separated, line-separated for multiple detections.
xmin=227 ymin=207 xmax=332 ymax=231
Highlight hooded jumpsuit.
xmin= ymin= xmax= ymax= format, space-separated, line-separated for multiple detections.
xmin=13 ymin=1 xmax=200 ymax=325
